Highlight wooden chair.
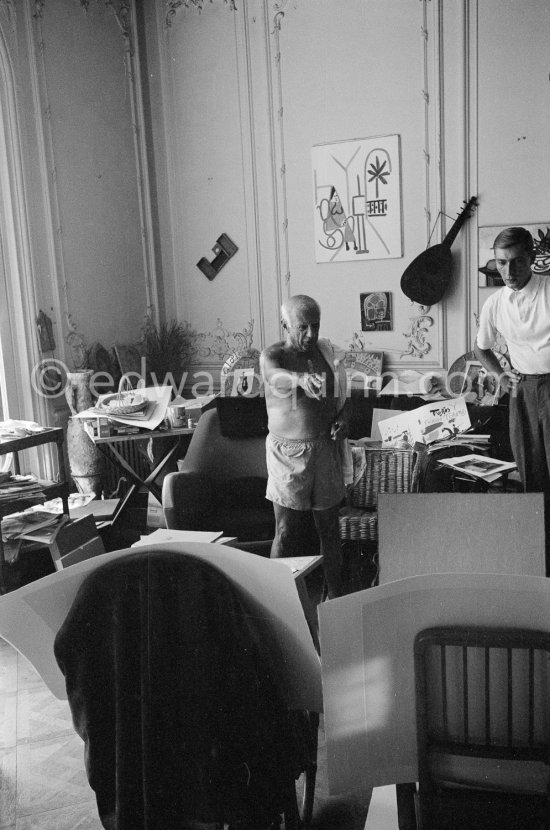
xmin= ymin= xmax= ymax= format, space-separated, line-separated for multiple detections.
xmin=414 ymin=626 xmax=550 ymax=830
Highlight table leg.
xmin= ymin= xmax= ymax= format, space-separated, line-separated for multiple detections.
xmin=95 ymin=435 xmax=186 ymax=527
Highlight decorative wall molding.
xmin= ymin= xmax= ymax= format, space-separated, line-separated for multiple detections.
xmin=0 ymin=18 xmax=50 ymax=431
xmin=465 ymin=0 xmax=479 ymax=351
xmin=27 ymin=0 xmax=158 ymax=363
xmin=400 ymin=305 xmax=435 ymax=359
xmin=165 ymin=0 xmax=236 ymax=28
xmin=232 ymin=4 xmax=266 ymax=349
xmin=124 ymin=0 xmax=159 ymax=322
xmin=183 ymin=318 xmax=256 ymax=368
xmin=265 ymin=0 xmax=292 ymax=322
xmin=25 ymin=2 xmax=80 ymax=369
xmin=396 ymin=0 xmax=442 ymax=365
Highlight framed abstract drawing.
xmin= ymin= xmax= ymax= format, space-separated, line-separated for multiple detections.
xmin=311 ymin=134 xmax=403 ymax=263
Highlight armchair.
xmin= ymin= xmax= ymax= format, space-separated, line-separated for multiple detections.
xmin=162 ymin=407 xmax=319 ymax=555
xmin=162 ymin=407 xmax=275 ymax=545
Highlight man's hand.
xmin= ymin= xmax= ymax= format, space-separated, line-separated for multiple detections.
xmin=331 ymin=419 xmax=349 ymax=440
xmin=299 ymin=372 xmax=324 ymax=399
xmin=499 ymin=369 xmax=520 ymax=396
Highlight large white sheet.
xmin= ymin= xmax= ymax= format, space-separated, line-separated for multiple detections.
xmin=0 ymin=542 xmax=322 ymax=711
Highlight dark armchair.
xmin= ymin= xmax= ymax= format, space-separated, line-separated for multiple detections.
xmin=162 ymin=407 xmax=276 ymax=545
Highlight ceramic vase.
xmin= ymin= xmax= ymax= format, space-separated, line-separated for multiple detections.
xmin=65 ymin=370 xmax=103 ymax=496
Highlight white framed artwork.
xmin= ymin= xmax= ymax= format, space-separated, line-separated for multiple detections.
xmin=311 ymin=134 xmax=403 ymax=263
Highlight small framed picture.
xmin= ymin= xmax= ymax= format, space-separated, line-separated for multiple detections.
xmin=360 ymin=292 xmax=392 ymax=331
xmin=459 ymin=360 xmax=500 ymax=406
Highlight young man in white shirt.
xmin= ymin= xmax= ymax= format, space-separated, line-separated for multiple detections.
xmin=474 ymin=226 xmax=550 ymax=493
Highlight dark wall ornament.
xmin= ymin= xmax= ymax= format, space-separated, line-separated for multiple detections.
xmin=197 ymin=233 xmax=238 ymax=281
xmin=360 ymin=292 xmax=392 ymax=331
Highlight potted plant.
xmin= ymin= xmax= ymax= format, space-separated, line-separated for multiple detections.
xmin=140 ymin=317 xmax=192 ymax=393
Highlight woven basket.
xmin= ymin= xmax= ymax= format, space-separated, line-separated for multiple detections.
xmin=339 ymin=507 xmax=378 ymax=541
xmin=349 ymin=447 xmax=413 ymax=509
xmin=339 ymin=447 xmax=414 ymax=542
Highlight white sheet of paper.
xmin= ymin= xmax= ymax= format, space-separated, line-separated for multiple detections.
xmin=319 ymin=572 xmax=550 ymax=796
xmin=0 ymin=542 xmax=322 ymax=711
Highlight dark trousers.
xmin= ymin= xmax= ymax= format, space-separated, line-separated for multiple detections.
xmin=510 ymin=376 xmax=550 ymax=574
xmin=509 ymin=376 xmax=550 ymax=493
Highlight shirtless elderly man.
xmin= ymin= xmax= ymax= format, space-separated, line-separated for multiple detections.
xmin=260 ymin=295 xmax=351 ymax=599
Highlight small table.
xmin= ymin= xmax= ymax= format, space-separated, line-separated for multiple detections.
xmin=88 ymin=426 xmax=194 ymax=526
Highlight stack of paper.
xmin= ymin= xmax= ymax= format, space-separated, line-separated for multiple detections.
xmin=74 ymin=386 xmax=172 ymax=432
xmin=0 ymin=474 xmax=45 ymax=507
xmin=437 ymin=454 xmax=517 ymax=483
xmin=1 ymin=508 xmax=63 ymax=541
xmin=132 ymin=528 xmax=225 ymax=547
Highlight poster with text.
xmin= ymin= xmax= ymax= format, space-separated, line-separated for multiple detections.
xmin=312 ymin=134 xmax=402 ymax=263
xmin=378 ymin=396 xmax=471 ymax=447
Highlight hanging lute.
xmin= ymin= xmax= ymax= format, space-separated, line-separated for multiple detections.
xmin=400 ymin=196 xmax=478 ymax=306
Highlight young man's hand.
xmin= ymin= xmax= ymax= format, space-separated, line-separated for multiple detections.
xmin=331 ymin=419 xmax=349 ymax=440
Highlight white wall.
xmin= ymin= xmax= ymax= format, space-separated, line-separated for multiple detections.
xmin=473 ymin=0 xmax=550 ymax=336
xmin=0 ymin=0 xmax=152 ymax=424
xmin=145 ymin=0 xmax=549 ymax=383
xmin=2 ymin=0 xmax=548 ymax=420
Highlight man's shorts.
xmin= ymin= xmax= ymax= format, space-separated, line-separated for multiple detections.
xmin=265 ymin=432 xmax=345 ymax=511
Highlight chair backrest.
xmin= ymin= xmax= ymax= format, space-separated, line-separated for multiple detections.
xmin=54 ymin=549 xmax=313 ymax=827
xmin=414 ymin=625 xmax=550 ymax=797
xmin=180 ymin=407 xmax=268 ymax=483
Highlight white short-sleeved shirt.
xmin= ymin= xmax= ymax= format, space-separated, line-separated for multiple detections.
xmin=476 ymin=273 xmax=550 ymax=374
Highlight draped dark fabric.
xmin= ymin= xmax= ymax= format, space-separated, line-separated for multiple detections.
xmin=54 ymin=550 xmax=310 ymax=830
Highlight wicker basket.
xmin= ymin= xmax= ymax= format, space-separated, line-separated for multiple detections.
xmin=349 ymin=447 xmax=413 ymax=509
xmin=339 ymin=446 xmax=414 ymax=542
xmin=339 ymin=507 xmax=378 ymax=541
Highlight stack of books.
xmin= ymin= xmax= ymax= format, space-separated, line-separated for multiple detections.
xmin=0 ymin=472 xmax=45 ymax=508
xmin=436 ymin=454 xmax=517 ymax=484
xmin=1 ymin=508 xmax=64 ymax=542
xmin=423 ymin=432 xmax=492 ymax=454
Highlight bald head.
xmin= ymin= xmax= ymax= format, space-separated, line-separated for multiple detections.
xmin=280 ymin=295 xmax=321 ymax=352
xmin=281 ymin=295 xmax=320 ymax=329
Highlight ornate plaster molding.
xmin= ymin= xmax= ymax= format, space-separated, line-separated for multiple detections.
xmin=400 ymin=306 xmax=435 ymax=359
xmin=165 ymin=0 xmax=236 ymax=28
xmin=28 ymin=0 xmax=158 ymax=351
xmin=183 ymin=318 xmax=256 ymax=367
xmin=397 ymin=0 xmax=442 ymax=363
xmin=266 ymin=0 xmax=292 ymax=311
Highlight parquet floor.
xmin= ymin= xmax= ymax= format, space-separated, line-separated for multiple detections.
xmin=0 ymin=637 xmax=369 ymax=830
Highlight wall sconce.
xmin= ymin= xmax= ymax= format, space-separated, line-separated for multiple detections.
xmin=197 ymin=233 xmax=238 ymax=280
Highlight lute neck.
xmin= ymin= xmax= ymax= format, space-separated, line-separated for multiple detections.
xmin=443 ymin=197 xmax=478 ymax=248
